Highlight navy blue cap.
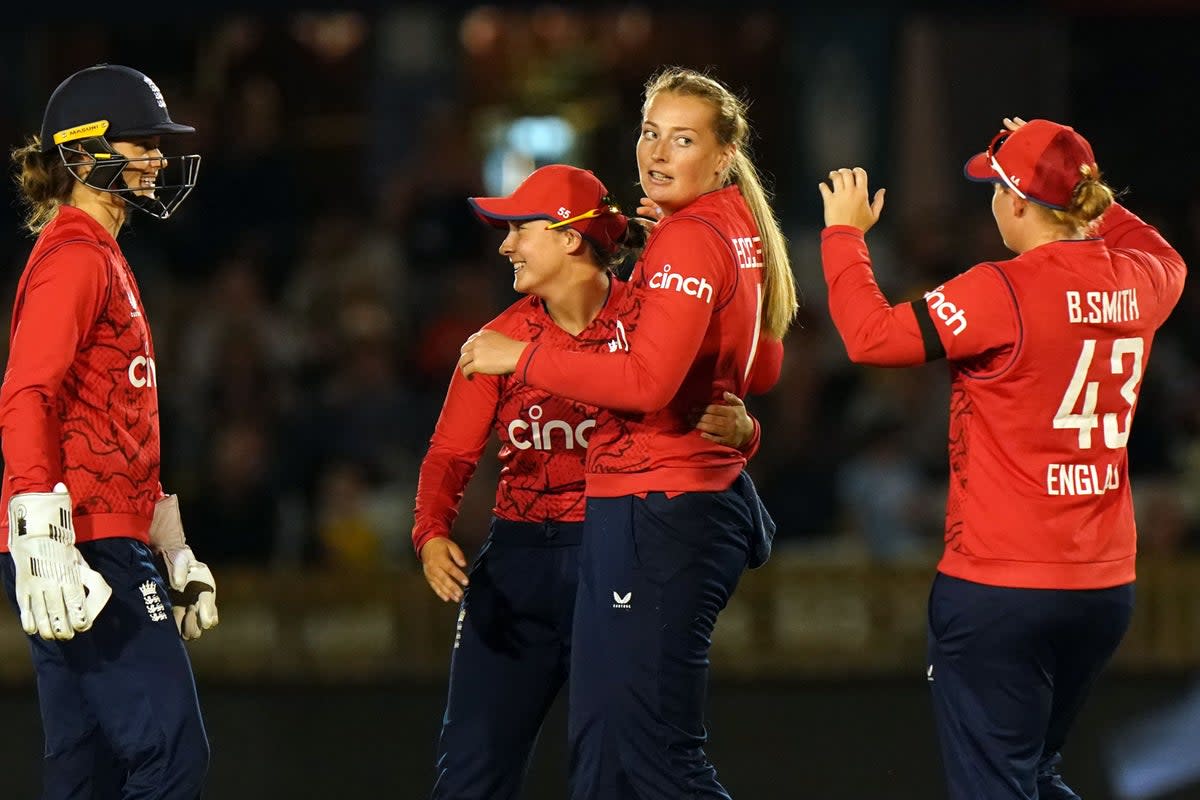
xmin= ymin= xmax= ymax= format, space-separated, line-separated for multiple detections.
xmin=39 ymin=64 xmax=194 ymax=152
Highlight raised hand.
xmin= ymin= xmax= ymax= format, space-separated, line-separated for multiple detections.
xmin=630 ymin=195 xmax=666 ymax=234
xmin=818 ymin=166 xmax=886 ymax=233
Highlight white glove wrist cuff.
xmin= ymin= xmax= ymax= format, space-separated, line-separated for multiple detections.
xmin=149 ymin=494 xmax=187 ymax=551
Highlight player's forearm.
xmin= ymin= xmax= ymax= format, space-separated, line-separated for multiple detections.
xmin=821 ymin=226 xmax=927 ymax=367
xmin=0 ymin=265 xmax=97 ymax=492
xmin=411 ymin=450 xmax=479 ymax=552
xmin=518 ymin=293 xmax=708 ymax=413
xmin=0 ymin=389 xmax=61 ymax=493
xmin=520 ymin=345 xmax=687 ymax=413
xmin=1097 ymin=203 xmax=1186 ymax=277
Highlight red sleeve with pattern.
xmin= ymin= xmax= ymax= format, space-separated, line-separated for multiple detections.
xmin=411 ymin=364 xmax=501 ymax=554
xmin=0 ymin=244 xmax=107 ymax=494
xmin=517 ymin=219 xmax=725 ymax=413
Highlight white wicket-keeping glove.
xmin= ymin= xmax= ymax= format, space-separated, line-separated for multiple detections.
xmin=8 ymin=483 xmax=112 ymax=640
xmin=150 ymin=495 xmax=218 ymax=640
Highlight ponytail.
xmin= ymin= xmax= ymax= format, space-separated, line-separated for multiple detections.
xmin=1045 ymin=163 xmax=1115 ymax=234
xmin=730 ymin=149 xmax=797 ymax=338
xmin=643 ymin=66 xmax=798 ymax=338
xmin=11 ymin=136 xmax=74 ymax=234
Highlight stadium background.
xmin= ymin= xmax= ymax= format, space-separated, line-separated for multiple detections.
xmin=1 ymin=3 xmax=1199 ymax=798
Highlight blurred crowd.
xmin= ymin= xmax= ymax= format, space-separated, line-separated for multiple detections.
xmin=2 ymin=8 xmax=1198 ymax=571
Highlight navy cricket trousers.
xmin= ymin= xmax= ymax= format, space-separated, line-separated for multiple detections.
xmin=431 ymin=518 xmax=582 ymax=800
xmin=568 ymin=473 xmax=773 ymax=800
xmin=2 ymin=538 xmax=209 ymax=800
xmin=927 ymin=572 xmax=1134 ymax=800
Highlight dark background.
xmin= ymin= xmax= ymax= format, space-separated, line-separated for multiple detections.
xmin=2 ymin=675 xmax=1199 ymax=799
xmin=1 ymin=3 xmax=1199 ymax=799
xmin=2 ymin=676 xmax=1200 ymax=800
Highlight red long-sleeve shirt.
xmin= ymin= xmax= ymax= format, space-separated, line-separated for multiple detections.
xmin=515 ymin=185 xmax=777 ymax=497
xmin=0 ymin=206 xmax=163 ymax=550
xmin=412 ymin=283 xmax=630 ymax=553
xmin=821 ymin=203 xmax=1186 ymax=589
xmin=412 ymin=273 xmax=778 ymax=553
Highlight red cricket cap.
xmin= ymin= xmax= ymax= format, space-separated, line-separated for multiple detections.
xmin=963 ymin=119 xmax=1097 ymax=210
xmin=468 ymin=164 xmax=628 ymax=256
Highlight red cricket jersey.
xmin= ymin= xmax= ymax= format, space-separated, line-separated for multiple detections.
xmin=821 ymin=203 xmax=1186 ymax=589
xmin=515 ymin=185 xmax=775 ymax=497
xmin=412 ymin=280 xmax=633 ymax=553
xmin=0 ymin=206 xmax=163 ymax=550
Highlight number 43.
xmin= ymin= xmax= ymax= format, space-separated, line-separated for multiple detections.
xmin=1054 ymin=337 xmax=1144 ymax=450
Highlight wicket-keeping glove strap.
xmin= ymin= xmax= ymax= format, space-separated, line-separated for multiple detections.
xmin=7 ymin=483 xmax=112 ymax=640
xmin=150 ymin=494 xmax=219 ymax=640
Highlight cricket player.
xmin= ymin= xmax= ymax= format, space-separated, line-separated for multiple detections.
xmin=459 ymin=67 xmax=795 ymax=800
xmin=818 ymin=117 xmax=1186 ymax=799
xmin=1 ymin=63 xmax=217 ymax=799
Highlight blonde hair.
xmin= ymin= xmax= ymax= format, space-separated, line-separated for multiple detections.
xmin=10 ymin=136 xmax=75 ymax=234
xmin=1041 ymin=163 xmax=1115 ymax=234
xmin=642 ymin=67 xmax=797 ymax=338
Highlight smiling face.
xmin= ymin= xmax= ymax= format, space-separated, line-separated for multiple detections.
xmin=498 ymin=219 xmax=572 ymax=296
xmin=637 ymin=91 xmax=733 ymax=215
xmin=112 ymin=137 xmax=166 ymax=199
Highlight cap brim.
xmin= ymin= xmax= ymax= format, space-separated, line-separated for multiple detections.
xmin=467 ymin=197 xmax=553 ymax=228
xmin=963 ymin=151 xmax=997 ymax=184
xmin=112 ymin=122 xmax=196 ymax=138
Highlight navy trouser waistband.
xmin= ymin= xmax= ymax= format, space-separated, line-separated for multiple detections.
xmin=490 ymin=517 xmax=583 ymax=547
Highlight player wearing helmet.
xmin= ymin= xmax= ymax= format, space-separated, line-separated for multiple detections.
xmin=36 ymin=62 xmax=200 ymax=220
xmin=1 ymin=64 xmax=213 ymax=799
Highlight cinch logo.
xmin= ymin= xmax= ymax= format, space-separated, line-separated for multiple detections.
xmin=128 ymin=355 xmax=157 ymax=388
xmin=507 ymin=404 xmax=595 ymax=451
xmin=924 ymin=285 xmax=968 ymax=336
xmin=648 ymin=264 xmax=713 ymax=304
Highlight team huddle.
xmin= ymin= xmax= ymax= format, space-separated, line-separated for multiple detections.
xmin=0 ymin=58 xmax=1184 ymax=800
